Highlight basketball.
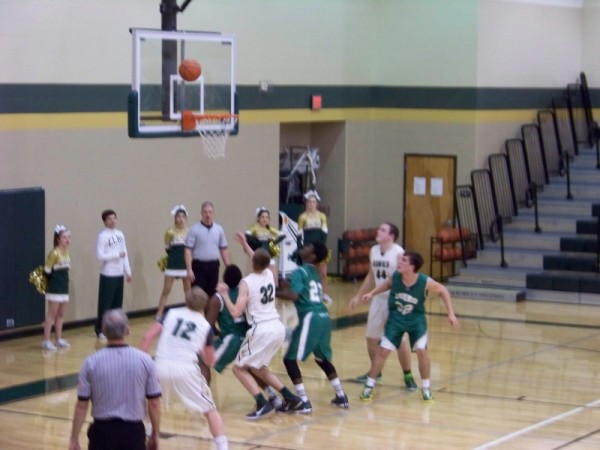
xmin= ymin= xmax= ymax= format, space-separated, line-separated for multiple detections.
xmin=178 ymin=59 xmax=201 ymax=81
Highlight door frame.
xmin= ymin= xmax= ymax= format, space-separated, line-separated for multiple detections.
xmin=402 ymin=153 xmax=457 ymax=276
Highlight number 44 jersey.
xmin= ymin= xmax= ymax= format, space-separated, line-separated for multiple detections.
xmin=155 ymin=307 xmax=213 ymax=364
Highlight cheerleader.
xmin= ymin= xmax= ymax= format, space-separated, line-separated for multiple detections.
xmin=245 ymin=207 xmax=284 ymax=286
xmin=156 ymin=205 xmax=191 ymax=320
xmin=297 ymin=190 xmax=331 ymax=301
xmin=42 ymin=225 xmax=71 ymax=351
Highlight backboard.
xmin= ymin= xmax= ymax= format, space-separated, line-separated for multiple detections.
xmin=128 ymin=28 xmax=237 ymax=138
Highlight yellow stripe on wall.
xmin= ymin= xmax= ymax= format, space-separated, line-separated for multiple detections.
xmin=240 ymin=108 xmax=540 ymax=124
xmin=0 ymin=113 xmax=125 ymax=130
xmin=1 ymin=108 xmax=594 ymax=131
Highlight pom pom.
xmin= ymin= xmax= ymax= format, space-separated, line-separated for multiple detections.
xmin=268 ymin=239 xmax=281 ymax=258
xmin=157 ymin=254 xmax=169 ymax=272
xmin=29 ymin=266 xmax=47 ymax=294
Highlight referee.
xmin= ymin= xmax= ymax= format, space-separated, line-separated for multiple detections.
xmin=69 ymin=309 xmax=161 ymax=450
xmin=185 ymin=201 xmax=231 ymax=296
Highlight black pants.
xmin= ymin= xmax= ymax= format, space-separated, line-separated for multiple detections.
xmin=191 ymin=259 xmax=220 ymax=296
xmin=95 ymin=275 xmax=124 ymax=335
xmin=88 ymin=419 xmax=145 ymax=450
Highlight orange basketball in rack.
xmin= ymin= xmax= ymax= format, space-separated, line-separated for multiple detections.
xmin=178 ymin=59 xmax=202 ymax=81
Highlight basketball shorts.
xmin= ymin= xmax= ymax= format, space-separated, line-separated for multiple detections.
xmin=214 ymin=333 xmax=245 ymax=373
xmin=156 ymin=361 xmax=216 ymax=414
xmin=380 ymin=318 xmax=428 ymax=352
xmin=285 ymin=311 xmax=332 ymax=361
xmin=235 ymin=318 xmax=285 ymax=369
xmin=366 ymin=296 xmax=389 ymax=338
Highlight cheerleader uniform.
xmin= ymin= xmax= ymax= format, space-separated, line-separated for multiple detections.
xmin=297 ymin=211 xmax=328 ymax=246
xmin=245 ymin=223 xmax=284 ymax=262
xmin=164 ymin=226 xmax=188 ymax=277
xmin=44 ymin=248 xmax=70 ymax=302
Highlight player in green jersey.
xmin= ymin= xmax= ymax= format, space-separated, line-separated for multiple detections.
xmin=359 ymin=251 xmax=459 ymax=403
xmin=277 ymin=241 xmax=349 ymax=412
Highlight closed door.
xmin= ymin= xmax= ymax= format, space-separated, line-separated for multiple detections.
xmin=403 ymin=154 xmax=456 ymax=277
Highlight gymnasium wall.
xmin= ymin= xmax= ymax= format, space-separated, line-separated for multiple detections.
xmin=0 ymin=0 xmax=597 ymax=325
xmin=582 ymin=0 xmax=600 ymax=83
xmin=474 ymin=0 xmax=584 ymax=168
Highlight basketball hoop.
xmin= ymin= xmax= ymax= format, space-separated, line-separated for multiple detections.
xmin=181 ymin=111 xmax=238 ymax=159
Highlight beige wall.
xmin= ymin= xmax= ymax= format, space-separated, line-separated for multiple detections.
xmin=1 ymin=0 xmax=599 ymax=324
xmin=0 ymin=124 xmax=279 ymax=322
xmin=583 ymin=0 xmax=600 ymax=85
xmin=478 ymin=0 xmax=583 ymax=87
xmin=374 ymin=0 xmax=479 ymax=86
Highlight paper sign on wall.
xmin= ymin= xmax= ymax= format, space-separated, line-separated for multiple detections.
xmin=431 ymin=178 xmax=443 ymax=196
xmin=413 ymin=177 xmax=426 ymax=196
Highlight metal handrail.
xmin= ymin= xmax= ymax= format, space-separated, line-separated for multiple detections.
xmin=594 ymin=121 xmax=600 ymax=169
xmin=597 ymin=214 xmax=600 ymax=273
xmin=559 ymin=152 xmax=573 ymax=200
xmin=489 ymin=215 xmax=508 ymax=268
xmin=525 ymin=182 xmax=542 ymax=233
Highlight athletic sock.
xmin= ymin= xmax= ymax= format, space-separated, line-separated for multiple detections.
xmin=214 ymin=435 xmax=229 ymax=450
xmin=279 ymin=386 xmax=296 ymax=401
xmin=294 ymin=383 xmax=309 ymax=402
xmin=330 ymin=377 xmax=345 ymax=396
xmin=264 ymin=385 xmax=277 ymax=398
xmin=365 ymin=376 xmax=376 ymax=388
xmin=254 ymin=393 xmax=267 ymax=408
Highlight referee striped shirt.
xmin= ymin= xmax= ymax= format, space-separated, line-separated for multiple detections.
xmin=185 ymin=221 xmax=227 ymax=261
xmin=77 ymin=345 xmax=161 ymax=421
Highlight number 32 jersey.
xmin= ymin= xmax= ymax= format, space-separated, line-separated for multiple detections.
xmin=155 ymin=307 xmax=213 ymax=365
xmin=243 ymin=269 xmax=279 ymax=325
xmin=388 ymin=272 xmax=429 ymax=327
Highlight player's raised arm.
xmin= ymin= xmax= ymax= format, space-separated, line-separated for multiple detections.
xmin=234 ymin=231 xmax=254 ymax=258
xmin=349 ymin=268 xmax=375 ymax=310
xmin=426 ymin=277 xmax=459 ymax=328
xmin=216 ymin=280 xmax=248 ymax=319
xmin=362 ymin=276 xmax=392 ymax=304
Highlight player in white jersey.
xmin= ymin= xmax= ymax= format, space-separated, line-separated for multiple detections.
xmin=349 ymin=222 xmax=416 ymax=389
xmin=217 ymin=233 xmax=303 ymax=420
xmin=140 ymin=287 xmax=228 ymax=450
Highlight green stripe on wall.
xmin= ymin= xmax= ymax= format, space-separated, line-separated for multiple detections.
xmin=1 ymin=84 xmax=586 ymax=114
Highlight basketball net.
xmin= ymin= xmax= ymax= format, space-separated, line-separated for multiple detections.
xmin=197 ymin=115 xmax=238 ymax=159
xmin=181 ymin=111 xmax=237 ymax=159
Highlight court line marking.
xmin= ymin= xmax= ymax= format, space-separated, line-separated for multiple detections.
xmin=472 ymin=398 xmax=600 ymax=450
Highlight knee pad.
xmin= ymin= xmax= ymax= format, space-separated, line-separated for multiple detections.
xmin=314 ymin=358 xmax=336 ymax=377
xmin=283 ymin=358 xmax=302 ymax=380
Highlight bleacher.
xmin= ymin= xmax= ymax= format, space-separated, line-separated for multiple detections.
xmin=447 ymin=72 xmax=600 ymax=304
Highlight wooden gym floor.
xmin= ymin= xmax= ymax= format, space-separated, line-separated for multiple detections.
xmin=1 ymin=277 xmax=600 ymax=449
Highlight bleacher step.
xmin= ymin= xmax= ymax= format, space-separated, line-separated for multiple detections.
xmin=527 ymin=289 xmax=600 ymax=305
xmin=540 ymin=184 xmax=600 ymax=200
xmin=530 ymin=199 xmax=594 ymax=216
xmin=505 ymin=215 xmax=580 ymax=233
xmin=469 ymin=248 xmax=543 ymax=268
xmin=451 ymin=266 xmax=529 ymax=288
xmin=447 ymin=283 xmax=525 ymax=302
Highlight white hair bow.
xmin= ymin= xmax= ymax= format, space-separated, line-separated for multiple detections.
xmin=170 ymin=204 xmax=188 ymax=216
xmin=54 ymin=224 xmax=67 ymax=234
xmin=304 ymin=190 xmax=321 ymax=201
xmin=256 ymin=206 xmax=269 ymax=217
